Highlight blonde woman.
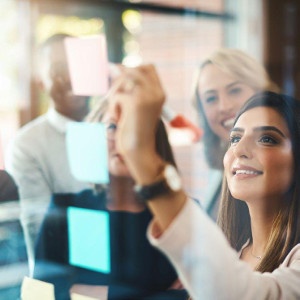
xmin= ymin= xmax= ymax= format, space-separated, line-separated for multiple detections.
xmin=193 ymin=48 xmax=279 ymax=217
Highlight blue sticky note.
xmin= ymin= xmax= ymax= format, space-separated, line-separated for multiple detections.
xmin=67 ymin=207 xmax=111 ymax=273
xmin=66 ymin=122 xmax=109 ymax=184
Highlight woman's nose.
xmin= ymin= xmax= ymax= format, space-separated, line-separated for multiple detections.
xmin=218 ymin=94 xmax=234 ymax=114
xmin=232 ymin=138 xmax=252 ymax=159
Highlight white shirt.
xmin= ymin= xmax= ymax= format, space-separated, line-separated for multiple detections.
xmin=5 ymin=108 xmax=91 ymax=273
xmin=6 ymin=108 xmax=90 ymax=200
xmin=148 ymin=199 xmax=300 ymax=300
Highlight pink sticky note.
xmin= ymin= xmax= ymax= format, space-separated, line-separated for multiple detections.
xmin=64 ymin=35 xmax=109 ymax=96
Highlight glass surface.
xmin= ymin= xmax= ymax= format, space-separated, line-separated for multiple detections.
xmin=2 ymin=0 xmax=296 ymax=299
xmin=1 ymin=1 xmax=226 ymax=298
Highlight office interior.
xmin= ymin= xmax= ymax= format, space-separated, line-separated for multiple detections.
xmin=0 ymin=0 xmax=299 ymax=299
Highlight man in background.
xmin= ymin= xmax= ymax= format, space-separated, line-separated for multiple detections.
xmin=5 ymin=34 xmax=91 ymax=273
xmin=6 ymin=34 xmax=90 ymax=199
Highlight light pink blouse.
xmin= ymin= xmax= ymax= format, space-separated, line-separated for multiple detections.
xmin=148 ymin=198 xmax=300 ymax=300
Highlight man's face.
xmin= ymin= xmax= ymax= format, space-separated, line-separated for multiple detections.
xmin=40 ymin=40 xmax=90 ymax=121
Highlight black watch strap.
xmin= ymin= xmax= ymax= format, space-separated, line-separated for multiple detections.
xmin=133 ymin=164 xmax=181 ymax=201
xmin=134 ymin=179 xmax=170 ymax=201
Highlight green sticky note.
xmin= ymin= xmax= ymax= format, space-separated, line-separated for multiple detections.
xmin=67 ymin=207 xmax=110 ymax=273
xmin=66 ymin=122 xmax=109 ymax=184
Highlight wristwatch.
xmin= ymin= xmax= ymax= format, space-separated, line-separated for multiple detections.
xmin=134 ymin=164 xmax=182 ymax=201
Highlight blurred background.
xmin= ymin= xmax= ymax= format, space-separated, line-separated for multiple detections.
xmin=0 ymin=0 xmax=299 ymax=298
xmin=2 ymin=0 xmax=299 ymax=199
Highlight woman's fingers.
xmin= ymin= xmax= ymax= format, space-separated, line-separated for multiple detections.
xmin=108 ymin=64 xmax=165 ymax=163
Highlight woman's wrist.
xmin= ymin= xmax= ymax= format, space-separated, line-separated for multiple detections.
xmin=124 ymin=152 xmax=165 ymax=186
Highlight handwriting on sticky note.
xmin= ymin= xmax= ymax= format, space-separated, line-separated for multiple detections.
xmin=21 ymin=276 xmax=55 ymax=300
xmin=66 ymin=122 xmax=109 ymax=184
xmin=64 ymin=35 xmax=109 ymax=96
xmin=68 ymin=207 xmax=111 ymax=273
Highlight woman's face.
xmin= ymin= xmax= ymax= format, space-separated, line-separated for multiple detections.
xmin=102 ymin=110 xmax=131 ymax=178
xmin=198 ymin=64 xmax=256 ymax=141
xmin=223 ymin=106 xmax=293 ymax=205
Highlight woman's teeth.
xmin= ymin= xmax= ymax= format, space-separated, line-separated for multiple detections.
xmin=235 ymin=170 xmax=262 ymax=175
xmin=223 ymin=118 xmax=235 ymax=129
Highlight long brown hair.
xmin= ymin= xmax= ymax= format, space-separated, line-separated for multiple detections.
xmin=217 ymin=92 xmax=300 ymax=272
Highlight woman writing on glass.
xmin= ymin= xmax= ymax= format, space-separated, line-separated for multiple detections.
xmin=109 ymin=64 xmax=300 ymax=299
xmin=35 ymin=97 xmax=187 ymax=300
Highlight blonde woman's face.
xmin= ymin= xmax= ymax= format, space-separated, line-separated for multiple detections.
xmin=198 ymin=64 xmax=256 ymax=141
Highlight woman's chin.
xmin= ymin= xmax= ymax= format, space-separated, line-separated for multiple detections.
xmin=109 ymin=166 xmax=131 ymax=178
xmin=109 ymin=157 xmax=131 ymax=178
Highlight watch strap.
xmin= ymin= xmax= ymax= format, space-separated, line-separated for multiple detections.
xmin=133 ymin=164 xmax=181 ymax=201
xmin=134 ymin=178 xmax=170 ymax=201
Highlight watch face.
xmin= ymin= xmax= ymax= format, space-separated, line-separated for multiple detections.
xmin=164 ymin=165 xmax=182 ymax=191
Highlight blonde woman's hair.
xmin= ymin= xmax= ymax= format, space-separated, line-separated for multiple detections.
xmin=193 ymin=48 xmax=280 ymax=169
xmin=199 ymin=48 xmax=279 ymax=93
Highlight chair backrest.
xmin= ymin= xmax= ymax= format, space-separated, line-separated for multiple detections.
xmin=0 ymin=170 xmax=19 ymax=203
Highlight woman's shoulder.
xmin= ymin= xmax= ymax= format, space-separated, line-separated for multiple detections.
xmin=281 ymin=244 xmax=300 ymax=267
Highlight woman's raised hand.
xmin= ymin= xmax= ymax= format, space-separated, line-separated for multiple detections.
xmin=109 ymin=64 xmax=166 ymax=184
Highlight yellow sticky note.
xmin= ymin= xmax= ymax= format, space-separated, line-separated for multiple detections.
xmin=21 ymin=276 xmax=55 ymax=300
xmin=71 ymin=293 xmax=98 ymax=300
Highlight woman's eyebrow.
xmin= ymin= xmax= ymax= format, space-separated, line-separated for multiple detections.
xmin=226 ymin=81 xmax=241 ymax=89
xmin=203 ymin=89 xmax=217 ymax=96
xmin=230 ymin=127 xmax=243 ymax=134
xmin=230 ymin=126 xmax=286 ymax=137
xmin=253 ymin=126 xmax=286 ymax=137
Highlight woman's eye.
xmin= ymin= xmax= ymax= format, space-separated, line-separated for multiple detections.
xmin=105 ymin=123 xmax=117 ymax=140
xmin=258 ymin=135 xmax=278 ymax=145
xmin=230 ymin=135 xmax=241 ymax=145
xmin=229 ymin=87 xmax=242 ymax=95
xmin=205 ymin=95 xmax=217 ymax=103
xmin=107 ymin=123 xmax=117 ymax=131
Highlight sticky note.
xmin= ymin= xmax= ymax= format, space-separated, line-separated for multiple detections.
xmin=21 ymin=276 xmax=55 ymax=300
xmin=67 ymin=207 xmax=111 ymax=273
xmin=71 ymin=293 xmax=98 ymax=300
xmin=66 ymin=122 xmax=109 ymax=184
xmin=64 ymin=35 xmax=109 ymax=96
xmin=70 ymin=285 xmax=108 ymax=300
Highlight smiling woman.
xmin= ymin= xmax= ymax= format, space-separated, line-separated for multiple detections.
xmin=108 ymin=63 xmax=300 ymax=299
xmin=219 ymin=92 xmax=299 ymax=273
xmin=193 ymin=48 xmax=280 ymax=170
xmin=192 ymin=48 xmax=280 ymax=219
xmin=225 ymin=108 xmax=293 ymax=204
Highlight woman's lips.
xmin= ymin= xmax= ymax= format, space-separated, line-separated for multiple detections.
xmin=222 ymin=117 xmax=236 ymax=130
